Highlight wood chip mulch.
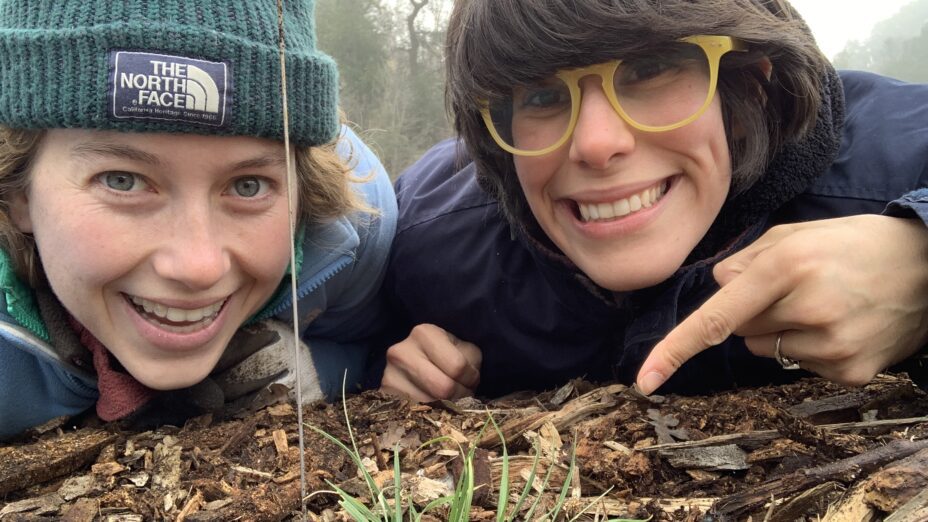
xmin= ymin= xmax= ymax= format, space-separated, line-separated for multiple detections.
xmin=2 ymin=374 xmax=928 ymax=521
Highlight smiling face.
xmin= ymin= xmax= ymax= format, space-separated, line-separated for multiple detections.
xmin=12 ymin=129 xmax=294 ymax=390
xmin=513 ymin=76 xmax=732 ymax=292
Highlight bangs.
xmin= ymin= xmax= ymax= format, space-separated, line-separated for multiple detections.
xmin=448 ymin=0 xmax=745 ymax=100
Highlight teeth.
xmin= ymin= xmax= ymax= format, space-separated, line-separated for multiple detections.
xmin=614 ymin=198 xmax=631 ymax=217
xmin=579 ymin=204 xmax=590 ymax=221
xmin=578 ymin=181 xmax=668 ymax=223
xmin=641 ymin=189 xmax=652 ymax=208
xmin=129 ymin=295 xmax=224 ymax=323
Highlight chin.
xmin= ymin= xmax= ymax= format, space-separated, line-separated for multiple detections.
xmin=589 ymin=266 xmax=678 ymax=293
xmin=131 ymin=366 xmax=212 ymax=391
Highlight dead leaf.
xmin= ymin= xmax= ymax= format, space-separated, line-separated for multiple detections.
xmin=377 ymin=423 xmax=407 ymax=449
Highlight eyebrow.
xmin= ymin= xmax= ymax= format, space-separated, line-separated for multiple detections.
xmin=228 ymin=154 xmax=288 ymax=172
xmin=70 ymin=142 xmax=288 ymax=172
xmin=71 ymin=142 xmax=163 ymax=166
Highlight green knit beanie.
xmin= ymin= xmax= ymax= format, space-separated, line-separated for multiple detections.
xmin=0 ymin=0 xmax=339 ymax=146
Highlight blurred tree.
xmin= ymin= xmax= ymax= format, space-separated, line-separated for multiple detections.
xmin=317 ymin=0 xmax=453 ymax=179
xmin=833 ymin=0 xmax=928 ymax=83
xmin=316 ymin=0 xmax=389 ymax=132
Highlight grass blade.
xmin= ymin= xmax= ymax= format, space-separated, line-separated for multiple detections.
xmin=507 ymin=441 xmax=541 ymax=520
xmin=308 ymin=424 xmax=383 ymax=512
xmin=418 ymin=494 xmax=454 ymax=520
xmin=566 ymin=486 xmax=614 ymax=522
xmin=487 ymin=413 xmax=510 ymax=522
xmin=393 ymin=444 xmax=402 ymax=521
xmin=523 ymin=456 xmax=556 ymax=522
xmin=447 ymin=449 xmax=472 ymax=521
xmin=307 ymin=374 xmax=388 ymax=520
xmin=544 ymin=438 xmax=577 ymax=521
xmin=326 ymin=480 xmax=380 ymax=521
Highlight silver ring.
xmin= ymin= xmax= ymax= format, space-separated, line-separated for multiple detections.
xmin=774 ymin=332 xmax=801 ymax=370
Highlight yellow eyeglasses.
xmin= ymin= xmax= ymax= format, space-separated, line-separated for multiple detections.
xmin=480 ymin=35 xmax=747 ymax=156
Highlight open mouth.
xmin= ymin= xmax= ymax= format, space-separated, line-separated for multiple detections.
xmin=574 ymin=178 xmax=671 ymax=223
xmin=126 ymin=294 xmax=226 ymax=333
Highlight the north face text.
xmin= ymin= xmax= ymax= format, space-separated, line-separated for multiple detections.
xmin=109 ymin=51 xmax=231 ymax=127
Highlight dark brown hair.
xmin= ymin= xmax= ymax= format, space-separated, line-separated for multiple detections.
xmin=446 ymin=0 xmax=830 ymax=228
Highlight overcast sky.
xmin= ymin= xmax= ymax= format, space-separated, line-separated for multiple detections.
xmin=789 ymin=0 xmax=916 ymax=58
xmin=383 ymin=0 xmax=916 ymax=61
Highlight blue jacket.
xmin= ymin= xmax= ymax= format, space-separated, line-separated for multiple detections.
xmin=384 ymin=71 xmax=928 ymax=398
xmin=0 ymin=127 xmax=397 ymax=440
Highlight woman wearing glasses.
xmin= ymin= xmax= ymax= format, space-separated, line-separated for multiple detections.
xmin=379 ymin=0 xmax=928 ymax=401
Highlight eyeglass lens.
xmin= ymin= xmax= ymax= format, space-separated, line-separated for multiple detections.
xmin=487 ymin=41 xmax=712 ymax=153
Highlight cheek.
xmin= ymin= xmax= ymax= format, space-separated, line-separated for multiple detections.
xmin=708 ymin=131 xmax=733 ymax=194
xmin=514 ymin=152 xmax=559 ymax=180
xmin=234 ymin=214 xmax=293 ymax=285
xmin=36 ymin=211 xmax=141 ymax=290
xmin=513 ymin=157 xmax=537 ymax=192
xmin=676 ymin=113 xmax=733 ymax=198
xmin=703 ymin=103 xmax=732 ymax=184
xmin=513 ymin=154 xmax=561 ymax=206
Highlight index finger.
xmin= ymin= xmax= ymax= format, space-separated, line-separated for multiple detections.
xmin=635 ymin=254 xmax=789 ymax=395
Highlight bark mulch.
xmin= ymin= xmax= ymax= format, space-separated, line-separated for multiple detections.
xmin=2 ymin=374 xmax=928 ymax=521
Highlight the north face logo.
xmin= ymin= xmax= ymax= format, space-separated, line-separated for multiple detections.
xmin=109 ymin=51 xmax=231 ymax=127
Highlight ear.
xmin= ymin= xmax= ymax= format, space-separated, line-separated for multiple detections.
xmin=8 ymin=191 xmax=33 ymax=233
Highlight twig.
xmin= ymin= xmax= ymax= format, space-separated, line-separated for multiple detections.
xmin=711 ymin=439 xmax=928 ymax=519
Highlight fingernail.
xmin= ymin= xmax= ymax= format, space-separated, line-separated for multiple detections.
xmin=639 ymin=372 xmax=665 ymax=396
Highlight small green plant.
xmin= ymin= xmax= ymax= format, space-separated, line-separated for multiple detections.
xmin=307 ymin=421 xmax=389 ymax=519
xmin=307 ymin=384 xmax=650 ymax=521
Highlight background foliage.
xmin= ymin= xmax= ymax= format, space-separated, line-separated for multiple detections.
xmin=318 ymin=0 xmax=927 ymax=179
xmin=832 ymin=0 xmax=928 ymax=83
xmin=317 ymin=0 xmax=452 ymax=179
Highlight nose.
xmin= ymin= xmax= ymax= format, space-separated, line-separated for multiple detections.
xmin=152 ymin=202 xmax=231 ymax=291
xmin=568 ymin=76 xmax=636 ymax=170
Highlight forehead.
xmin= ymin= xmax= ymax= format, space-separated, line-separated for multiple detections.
xmin=37 ymin=129 xmax=287 ymax=167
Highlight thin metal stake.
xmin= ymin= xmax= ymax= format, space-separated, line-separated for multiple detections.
xmin=277 ymin=0 xmax=308 ymax=518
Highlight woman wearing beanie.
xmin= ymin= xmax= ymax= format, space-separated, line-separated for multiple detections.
xmin=0 ymin=1 xmax=396 ymax=439
xmin=379 ymin=0 xmax=928 ymax=401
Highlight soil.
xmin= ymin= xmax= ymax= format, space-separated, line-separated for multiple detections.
xmin=2 ymin=374 xmax=928 ymax=521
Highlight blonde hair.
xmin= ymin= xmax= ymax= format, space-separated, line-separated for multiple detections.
xmin=0 ymin=126 xmax=370 ymax=287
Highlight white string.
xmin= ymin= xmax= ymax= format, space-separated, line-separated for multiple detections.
xmin=276 ymin=0 xmax=308 ymax=518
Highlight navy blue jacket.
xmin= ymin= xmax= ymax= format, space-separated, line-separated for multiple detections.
xmin=383 ymin=71 xmax=928 ymax=397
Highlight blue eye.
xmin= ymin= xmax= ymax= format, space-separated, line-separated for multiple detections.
xmin=232 ymin=176 xmax=269 ymax=197
xmin=102 ymin=171 xmax=145 ymax=192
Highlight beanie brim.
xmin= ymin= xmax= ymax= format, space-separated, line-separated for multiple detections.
xmin=0 ymin=23 xmax=339 ymax=146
